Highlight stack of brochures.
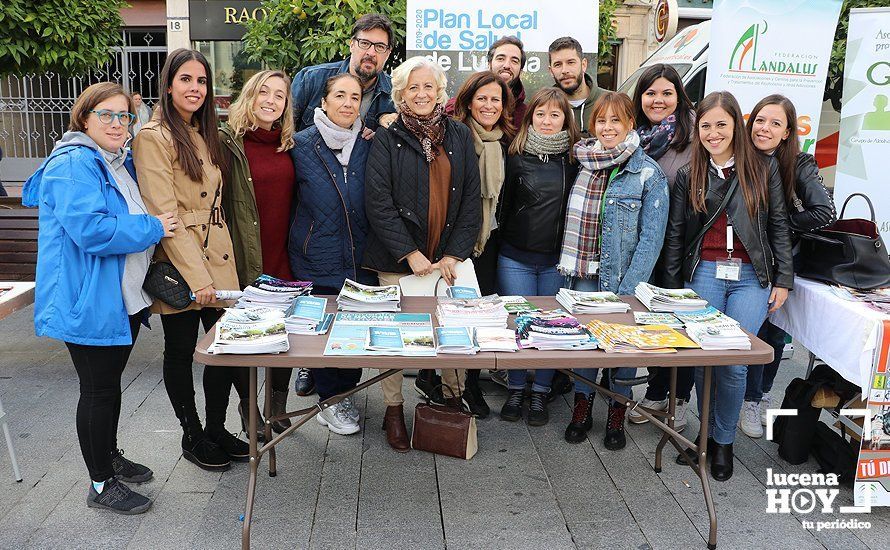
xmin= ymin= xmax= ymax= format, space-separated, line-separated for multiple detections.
xmin=324 ymin=313 xmax=435 ymax=356
xmin=336 ymin=279 xmax=401 ymax=312
xmin=632 ymin=311 xmax=684 ymax=328
xmin=445 ymin=286 xmax=480 ymax=299
xmin=586 ymin=319 xmax=698 ymax=354
xmin=284 ymin=296 xmax=333 ymax=335
xmin=635 ymin=282 xmax=708 ymax=312
xmin=435 ymin=327 xmax=478 ymax=354
xmin=684 ymin=321 xmax=751 ymax=350
xmin=436 ymin=295 xmax=509 ymax=328
xmin=474 ymin=327 xmax=519 ymax=352
xmin=556 ymin=289 xmax=630 ymax=314
xmin=515 ymin=310 xmax=598 ymax=350
xmin=500 ymin=296 xmax=542 ymax=314
xmin=210 ymin=307 xmax=289 ymax=355
xmin=235 ymin=274 xmax=313 ymax=310
xmin=673 ymin=306 xmax=735 ymax=326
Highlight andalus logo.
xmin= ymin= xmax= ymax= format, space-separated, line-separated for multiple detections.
xmin=673 ymin=27 xmax=699 ymax=53
xmin=728 ymin=20 xmax=818 ymax=76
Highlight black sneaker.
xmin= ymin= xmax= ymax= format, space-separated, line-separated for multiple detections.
xmin=206 ymin=427 xmax=250 ymax=462
xmin=111 ymin=449 xmax=153 ymax=483
xmin=500 ymin=389 xmax=524 ymax=422
xmin=294 ymin=368 xmax=316 ymax=396
xmin=87 ymin=477 xmax=152 ymax=515
xmin=527 ymin=391 xmax=550 ymax=426
xmin=414 ymin=370 xmax=446 ymax=405
xmin=463 ymin=380 xmax=490 ymax=419
xmin=549 ymin=371 xmax=573 ymax=401
xmin=181 ymin=432 xmax=231 ymax=471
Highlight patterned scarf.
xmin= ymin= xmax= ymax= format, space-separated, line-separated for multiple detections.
xmin=524 ymin=127 xmax=571 ymax=159
xmin=398 ymin=102 xmax=446 ymax=163
xmin=558 ymin=131 xmax=640 ymax=278
xmin=637 ymin=114 xmax=677 ymax=161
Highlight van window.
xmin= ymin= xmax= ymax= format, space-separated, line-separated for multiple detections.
xmin=617 ymin=63 xmax=693 ymax=98
xmin=684 ymin=67 xmax=707 ymax=105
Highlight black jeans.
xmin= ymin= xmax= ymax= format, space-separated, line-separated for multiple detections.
xmin=644 ymin=366 xmax=695 ymax=402
xmin=66 ymin=311 xmax=143 ymax=482
xmin=310 ymin=284 xmax=360 ymax=400
xmin=160 ymin=308 xmax=250 ymax=431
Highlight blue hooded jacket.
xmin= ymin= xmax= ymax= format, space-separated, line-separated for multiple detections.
xmin=22 ymin=132 xmax=164 ymax=346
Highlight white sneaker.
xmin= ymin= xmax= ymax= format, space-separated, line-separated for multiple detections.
xmin=317 ymin=403 xmax=360 ymax=435
xmin=340 ymin=396 xmax=360 ymax=423
xmin=673 ymin=399 xmax=689 ymax=430
xmin=628 ymin=398 xmax=668 ymax=424
xmin=739 ymin=400 xmax=763 ymax=438
xmin=760 ymin=393 xmax=772 ymax=426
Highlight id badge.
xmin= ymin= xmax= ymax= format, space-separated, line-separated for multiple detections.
xmin=715 ymin=258 xmax=742 ymax=281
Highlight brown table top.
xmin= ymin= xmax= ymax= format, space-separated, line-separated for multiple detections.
xmin=0 ymin=282 xmax=35 ymax=322
xmin=195 ymin=296 xmax=774 ymax=370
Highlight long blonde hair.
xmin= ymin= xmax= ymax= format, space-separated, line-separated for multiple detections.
xmin=227 ymin=70 xmax=295 ymax=152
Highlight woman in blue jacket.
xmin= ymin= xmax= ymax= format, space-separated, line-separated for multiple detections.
xmin=558 ymin=92 xmax=669 ymax=450
xmin=288 ymin=73 xmax=374 ymax=435
xmin=22 ymin=83 xmax=176 ymax=515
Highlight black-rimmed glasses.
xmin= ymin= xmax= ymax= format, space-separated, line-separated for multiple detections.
xmin=353 ymin=38 xmax=390 ymax=54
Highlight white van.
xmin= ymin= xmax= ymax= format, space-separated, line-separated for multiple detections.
xmin=617 ymin=21 xmax=840 ymax=187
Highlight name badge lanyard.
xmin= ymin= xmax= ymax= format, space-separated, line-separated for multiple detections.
xmin=716 ymin=223 xmax=742 ymax=281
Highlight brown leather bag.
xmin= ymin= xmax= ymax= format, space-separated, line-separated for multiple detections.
xmin=411 ymin=376 xmax=477 ymax=459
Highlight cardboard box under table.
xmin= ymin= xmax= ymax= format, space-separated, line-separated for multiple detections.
xmin=195 ymin=296 xmax=773 ymax=550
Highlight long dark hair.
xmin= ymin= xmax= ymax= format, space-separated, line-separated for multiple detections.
xmin=689 ymin=91 xmax=768 ymax=219
xmin=158 ymin=49 xmax=225 ymax=182
xmin=508 ymin=87 xmax=580 ymax=157
xmin=747 ymin=94 xmax=799 ymax=203
xmin=453 ymin=70 xmax=515 ymax=142
xmin=632 ymin=63 xmax=694 ymax=153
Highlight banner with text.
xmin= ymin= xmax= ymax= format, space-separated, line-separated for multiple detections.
xmin=705 ymin=0 xmax=842 ymax=154
xmin=855 ymin=320 xmax=890 ymax=507
xmin=406 ymin=0 xmax=598 ymax=95
xmin=832 ymin=7 xmax=890 ymax=244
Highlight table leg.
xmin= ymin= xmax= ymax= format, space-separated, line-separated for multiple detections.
xmin=654 ymin=367 xmax=679 ymax=473
xmin=242 ymin=366 xmax=259 ymax=550
xmin=264 ymin=367 xmax=276 ymax=478
xmin=698 ymin=366 xmax=717 ymax=550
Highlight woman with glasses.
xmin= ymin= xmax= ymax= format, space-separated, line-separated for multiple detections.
xmin=23 ymin=82 xmax=177 ymax=514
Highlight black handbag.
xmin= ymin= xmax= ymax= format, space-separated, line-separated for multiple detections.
xmin=796 ymin=193 xmax=890 ymax=290
xmin=143 ymin=182 xmax=220 ymax=309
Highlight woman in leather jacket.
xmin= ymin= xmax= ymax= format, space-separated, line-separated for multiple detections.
xmin=496 ymin=87 xmax=580 ymax=427
xmin=739 ymin=94 xmax=836 ymax=438
xmin=663 ymin=91 xmax=793 ymax=482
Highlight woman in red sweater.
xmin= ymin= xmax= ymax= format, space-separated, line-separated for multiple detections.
xmin=221 ymin=70 xmax=296 ymax=437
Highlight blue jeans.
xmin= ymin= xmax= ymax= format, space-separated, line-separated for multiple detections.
xmin=689 ymin=261 xmax=770 ymax=445
xmin=569 ymin=276 xmax=636 ymax=403
xmin=745 ymin=320 xmax=786 ymax=402
xmin=498 ymin=254 xmax=563 ymax=392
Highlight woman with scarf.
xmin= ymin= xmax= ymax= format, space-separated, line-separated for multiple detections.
xmin=627 ymin=64 xmax=697 ymax=430
xmin=288 ymin=73 xmax=376 ymax=436
xmin=446 ymin=70 xmax=516 ymax=418
xmin=560 ymin=92 xmax=669 ymax=450
xmin=221 ymin=69 xmax=297 ymax=440
xmin=497 ymin=87 xmax=580 ymax=427
xmin=363 ymin=57 xmax=481 ymax=452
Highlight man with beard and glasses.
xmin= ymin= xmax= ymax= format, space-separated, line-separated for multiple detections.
xmin=291 ymin=13 xmax=395 ymax=139
xmin=548 ymin=36 xmax=605 ymax=138
xmin=445 ymin=36 xmax=529 ymax=127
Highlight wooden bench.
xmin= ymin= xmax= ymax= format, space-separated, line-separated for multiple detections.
xmin=0 ymin=197 xmax=37 ymax=282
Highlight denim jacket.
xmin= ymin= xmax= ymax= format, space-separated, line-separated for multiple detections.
xmin=595 ymin=147 xmax=669 ymax=295
xmin=291 ymin=59 xmax=395 ymax=132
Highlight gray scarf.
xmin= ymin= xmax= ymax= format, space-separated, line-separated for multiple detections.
xmin=524 ymin=127 xmax=571 ymax=160
xmin=313 ymin=107 xmax=361 ymax=166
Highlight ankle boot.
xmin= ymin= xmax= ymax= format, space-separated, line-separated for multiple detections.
xmin=676 ymin=436 xmax=716 ymax=466
xmin=179 ymin=410 xmax=230 ymax=471
xmin=603 ymin=402 xmax=627 ymax=451
xmin=565 ymin=393 xmax=593 ymax=443
xmin=463 ymin=371 xmax=490 ymax=418
xmin=710 ymin=442 xmax=734 ymax=481
xmin=382 ymin=404 xmax=410 ymax=453
xmin=270 ymin=390 xmax=292 ymax=435
xmin=238 ymin=399 xmax=266 ymax=443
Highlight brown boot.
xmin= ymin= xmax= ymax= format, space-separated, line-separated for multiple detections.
xmin=382 ymin=404 xmax=410 ymax=453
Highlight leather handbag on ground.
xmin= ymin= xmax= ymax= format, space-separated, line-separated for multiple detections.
xmin=411 ymin=380 xmax=478 ymax=460
xmin=797 ymin=193 xmax=890 ymax=290
xmin=143 ymin=182 xmax=221 ymax=309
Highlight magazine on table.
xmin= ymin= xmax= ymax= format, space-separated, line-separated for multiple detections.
xmin=365 ymin=326 xmax=406 ymax=353
xmin=555 ymin=288 xmax=630 ymax=314
xmin=336 ymin=279 xmax=401 ymax=312
xmin=210 ymin=308 xmax=289 ymax=355
xmin=635 ymin=282 xmax=708 ymax=312
xmin=235 ymin=274 xmax=313 ymax=309
xmin=474 ymin=327 xmax=519 ymax=352
xmin=633 ymin=312 xmax=683 ymax=328
xmin=684 ymin=321 xmax=751 ymax=350
xmin=436 ymin=295 xmax=509 ymax=327
xmin=585 ymin=319 xmax=697 ymax=354
xmin=435 ymin=327 xmax=477 ymax=354
xmin=445 ymin=286 xmax=480 ymax=299
xmin=284 ymin=296 xmax=330 ymax=335
xmin=516 ymin=310 xmax=598 ymax=351
xmin=500 ymin=295 xmax=542 ymax=314
xmin=323 ymin=312 xmax=435 ymax=356
xmin=673 ymin=306 xmax=737 ymax=326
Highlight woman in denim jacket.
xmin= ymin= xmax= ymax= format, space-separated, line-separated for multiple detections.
xmin=558 ymin=92 xmax=669 ymax=450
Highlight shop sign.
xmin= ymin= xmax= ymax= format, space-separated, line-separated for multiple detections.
xmin=189 ymin=0 xmax=266 ymax=41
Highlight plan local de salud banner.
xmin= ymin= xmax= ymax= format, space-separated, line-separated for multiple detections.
xmin=406 ymin=0 xmax=599 ymax=95
xmin=705 ymin=0 xmax=843 ymax=155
